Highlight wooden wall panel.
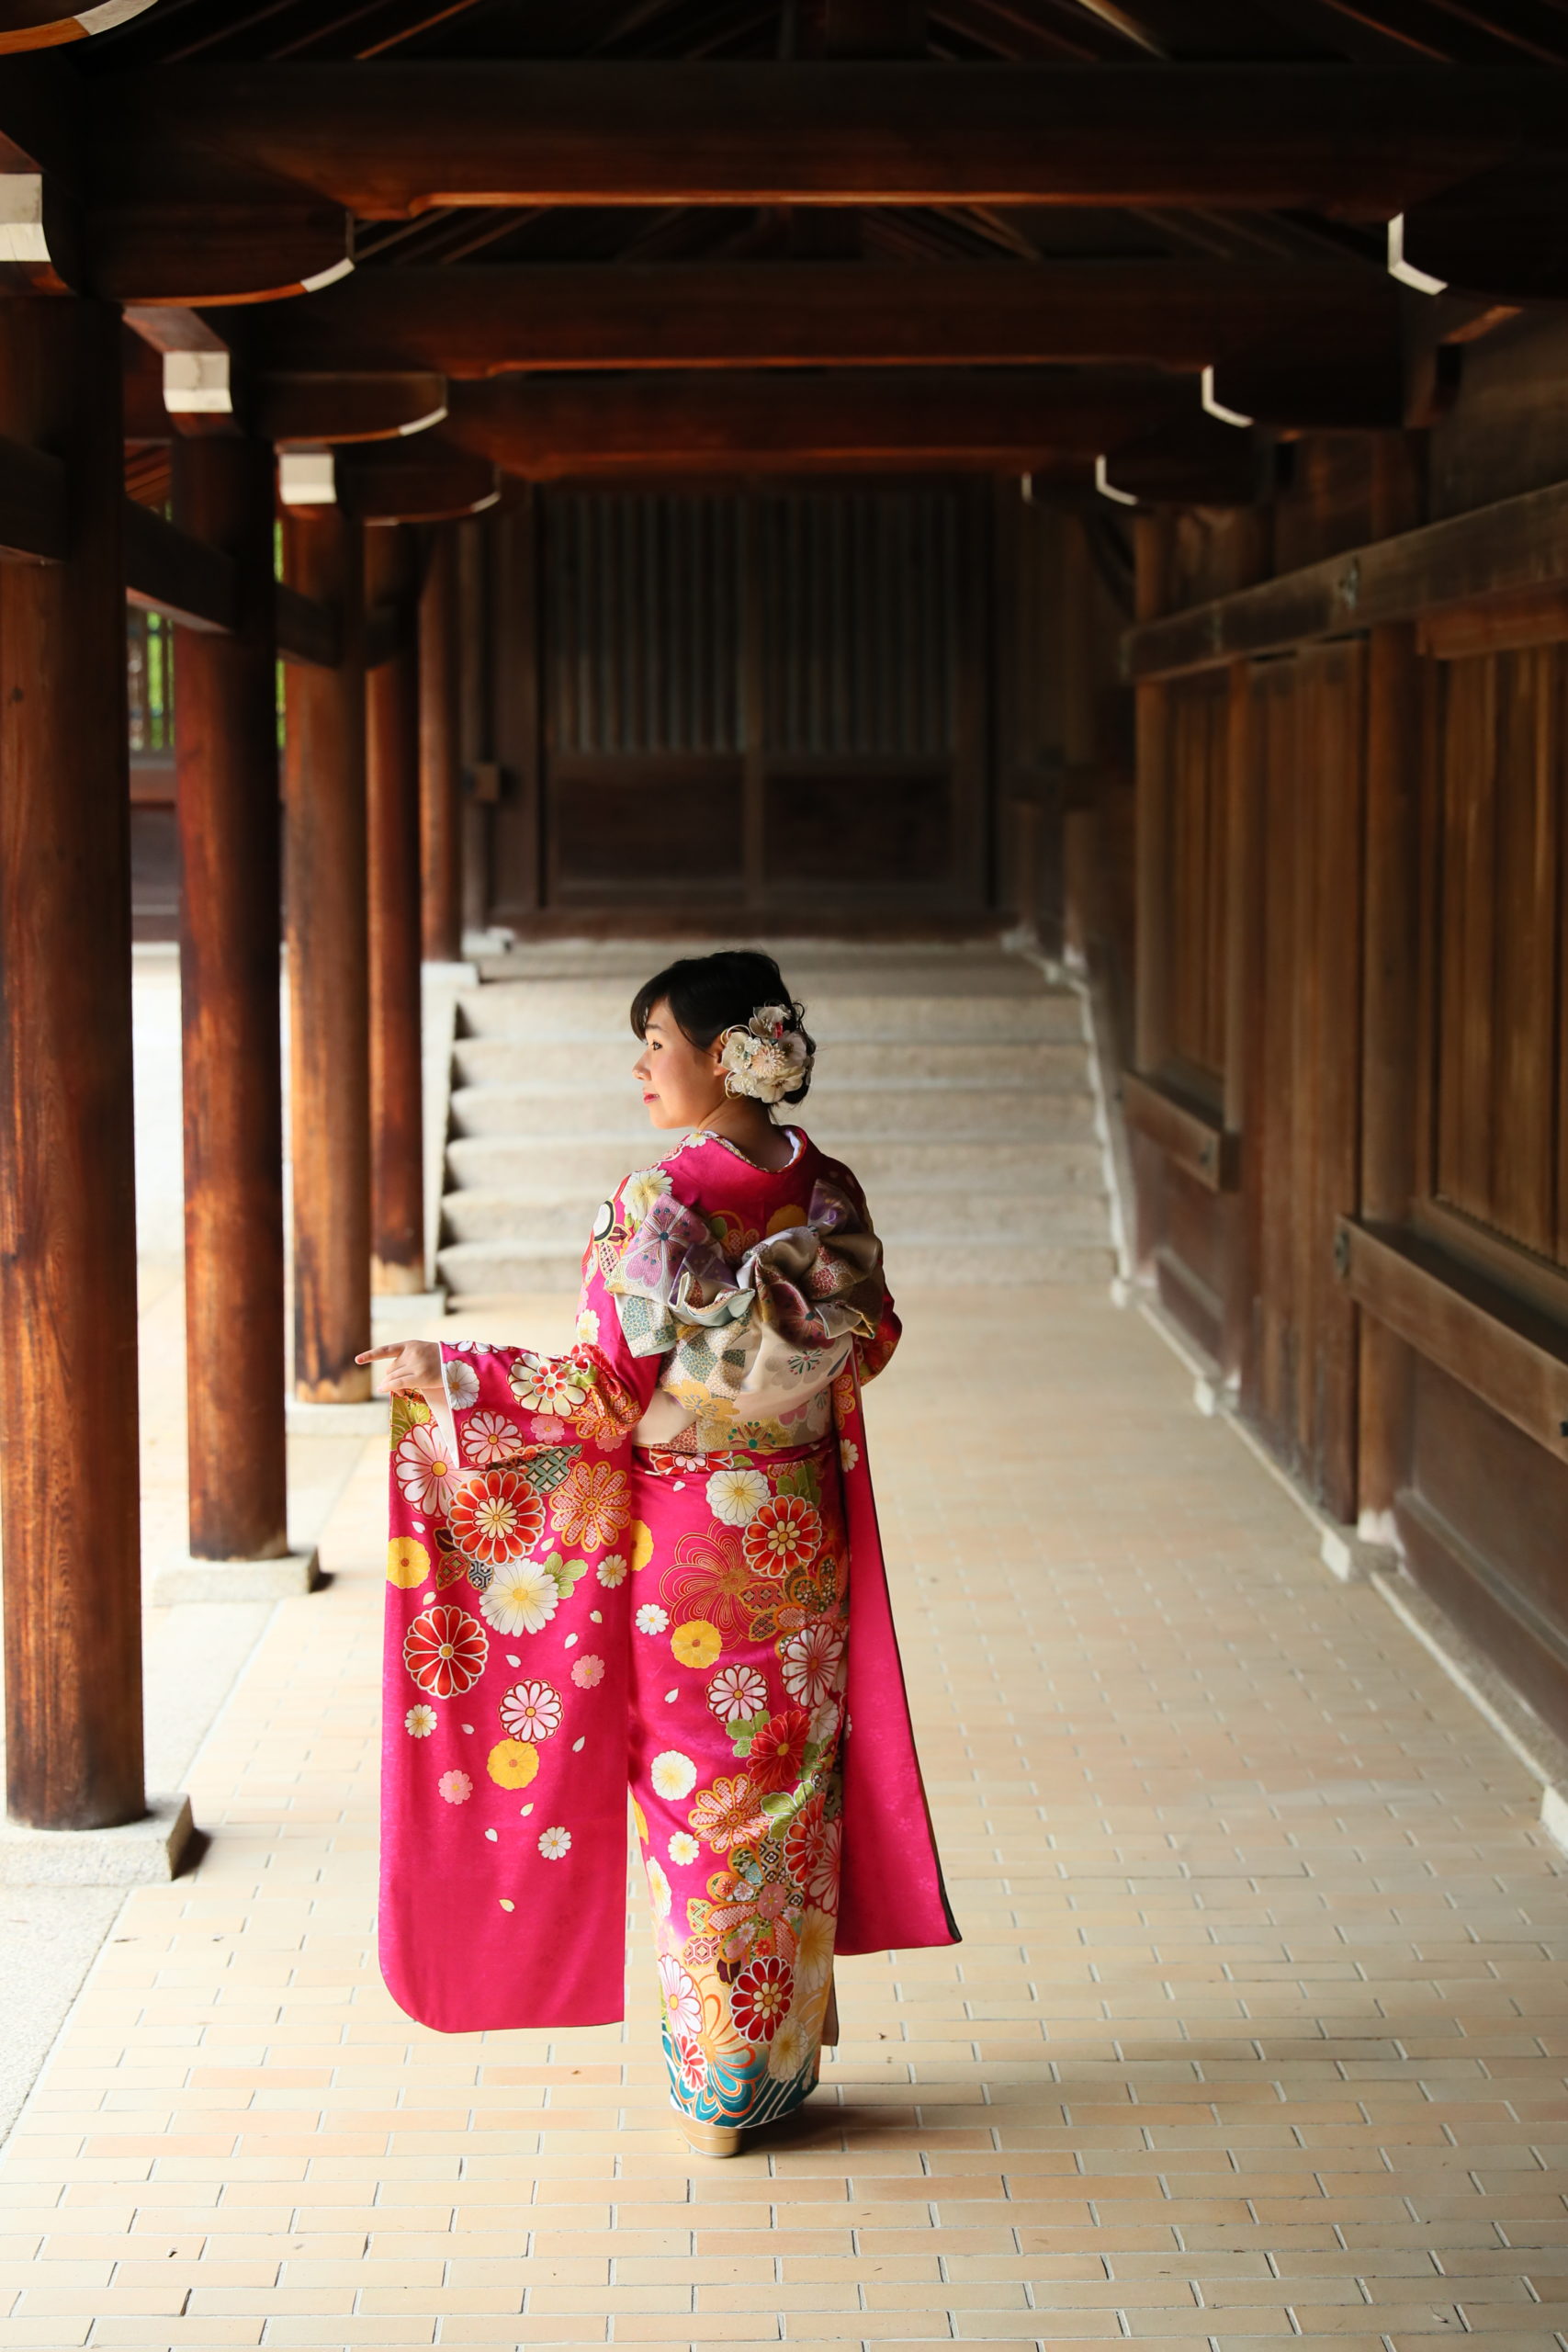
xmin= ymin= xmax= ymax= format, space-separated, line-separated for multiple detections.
xmin=502 ymin=480 xmax=989 ymax=920
xmin=1247 ymin=642 xmax=1366 ymax=1517
xmin=1164 ymin=672 xmax=1230 ymax=1099
xmin=1429 ymin=645 xmax=1565 ymax=1265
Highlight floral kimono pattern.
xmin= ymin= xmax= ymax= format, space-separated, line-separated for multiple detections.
xmin=380 ymin=1125 xmax=957 ymax=2133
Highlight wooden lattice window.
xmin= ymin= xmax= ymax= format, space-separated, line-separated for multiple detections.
xmin=1425 ymin=642 xmax=1568 ymax=1272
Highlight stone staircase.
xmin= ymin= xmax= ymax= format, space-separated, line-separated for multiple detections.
xmin=436 ymin=943 xmax=1115 ymax=1310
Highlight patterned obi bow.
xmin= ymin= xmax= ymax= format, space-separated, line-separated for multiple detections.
xmin=607 ymin=1181 xmax=886 ymax=1408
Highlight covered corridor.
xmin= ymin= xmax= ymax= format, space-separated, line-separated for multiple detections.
xmin=4 ymin=951 xmax=1568 ymax=2352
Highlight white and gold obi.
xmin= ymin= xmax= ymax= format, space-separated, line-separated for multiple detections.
xmin=604 ymin=1176 xmax=886 ymax=1455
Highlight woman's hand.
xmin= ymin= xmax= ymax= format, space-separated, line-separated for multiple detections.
xmin=355 ymin=1340 xmax=446 ymax=1397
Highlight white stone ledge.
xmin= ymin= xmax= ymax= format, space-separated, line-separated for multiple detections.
xmin=0 ymin=1794 xmax=195 ymax=1886
xmin=150 ymin=1547 xmax=321 ymax=1605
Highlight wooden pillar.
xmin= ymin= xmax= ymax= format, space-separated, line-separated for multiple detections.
xmin=1132 ymin=514 xmax=1173 ymax=1078
xmin=1357 ymin=621 xmax=1423 ymax=1539
xmin=417 ymin=527 xmax=463 ymax=961
xmin=0 ymin=299 xmax=144 ymax=1829
xmin=283 ymin=510 xmax=372 ymax=1403
xmin=174 ymin=437 xmax=290 ymax=1560
xmin=366 ymin=526 xmax=426 ymax=1295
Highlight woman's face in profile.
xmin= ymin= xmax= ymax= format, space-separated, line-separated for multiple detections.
xmin=632 ymin=1000 xmax=726 ymax=1131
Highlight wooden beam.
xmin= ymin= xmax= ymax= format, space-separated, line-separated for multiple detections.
xmin=1339 ymin=1218 xmax=1568 ymax=1466
xmin=248 ymin=259 xmax=1401 ymax=377
xmin=0 ymin=4 xmax=159 ymax=52
xmin=365 ymin=526 xmax=425 ymax=1297
xmin=282 ymin=508 xmax=372 ymax=1405
xmin=0 ymin=430 xmax=65 ymax=560
xmin=1125 ymin=477 xmax=1568 ymax=678
xmin=89 ymin=198 xmax=355 ymax=308
xmin=442 ymin=370 xmax=1202 ymax=474
xmin=1122 ymin=1070 xmax=1238 ymax=1193
xmin=86 ymin=63 xmax=1564 ymax=213
xmin=276 ymin=579 xmax=340 ymax=668
xmin=173 ymin=434 xmax=291 ymax=1569
xmin=122 ymin=498 xmax=237 ymax=631
xmin=336 ymin=440 xmax=499 ymax=522
xmin=0 ymin=295 xmax=143 ymax=1832
xmin=254 ymin=369 xmax=448 ymax=446
xmin=1399 ymin=160 xmax=1568 ymax=303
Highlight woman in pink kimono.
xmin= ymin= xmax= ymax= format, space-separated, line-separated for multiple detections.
xmin=361 ymin=950 xmax=956 ymax=2157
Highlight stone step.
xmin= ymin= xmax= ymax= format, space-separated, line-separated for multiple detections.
xmin=451 ymin=1035 xmax=1089 ymax=1089
xmin=440 ymin=1232 xmax=1115 ymax=1302
xmin=457 ymin=987 xmax=1082 ymax=1045
xmin=450 ymin=1083 xmax=1097 ymax=1140
xmin=442 ymin=1176 xmax=1110 ymax=1246
xmin=446 ymin=1132 xmax=1107 ymax=1193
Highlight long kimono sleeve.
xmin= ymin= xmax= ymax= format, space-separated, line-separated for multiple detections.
xmin=378 ymin=1179 xmax=666 ymax=2033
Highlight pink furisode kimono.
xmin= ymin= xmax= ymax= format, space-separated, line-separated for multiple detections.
xmin=380 ymin=1124 xmax=957 ymax=2132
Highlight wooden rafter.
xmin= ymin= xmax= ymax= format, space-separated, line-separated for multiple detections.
xmin=242 ymin=257 xmax=1401 ymax=376
xmin=83 ymin=62 xmax=1567 ymax=215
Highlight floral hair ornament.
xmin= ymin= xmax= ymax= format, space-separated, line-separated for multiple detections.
xmin=718 ymin=1002 xmax=813 ymax=1104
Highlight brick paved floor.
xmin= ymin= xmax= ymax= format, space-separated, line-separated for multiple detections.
xmin=5 ymin=1285 xmax=1567 ymax=2352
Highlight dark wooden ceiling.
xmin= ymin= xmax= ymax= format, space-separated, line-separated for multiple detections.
xmin=70 ymin=0 xmax=1565 ymax=282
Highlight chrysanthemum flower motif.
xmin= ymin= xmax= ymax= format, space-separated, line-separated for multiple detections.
xmin=404 ymin=1703 xmax=437 ymax=1738
xmin=571 ymin=1653 xmax=606 ymax=1689
xmin=707 ymin=1664 xmax=769 ymax=1725
xmin=537 ymin=1825 xmax=571 ymax=1860
xmin=635 ymin=1602 xmax=670 ymax=1636
xmin=650 ymin=1750 xmax=697 ymax=1801
xmin=705 ymin=1465 xmax=769 ymax=1526
xmin=621 ymin=1166 xmax=673 ymax=1226
xmin=840 ymin=1439 xmax=860 ymax=1473
xmin=778 ymin=1622 xmax=845 ymax=1709
xmin=741 ymin=1495 xmax=822 ymax=1580
xmin=444 ymin=1358 xmax=480 ymax=1411
xmin=576 ymin=1306 xmax=601 ymax=1345
xmin=438 ymin=1770 xmax=472 ymax=1804
xmin=596 ymin=1553 xmax=628 ymax=1589
xmin=766 ymin=2011 xmax=812 ymax=2083
xmin=646 ymin=1856 xmax=672 ymax=1918
xmin=462 ymin=1408 xmax=520 ymax=1467
xmin=747 ymin=1705 xmax=814 ymax=1793
xmin=784 ymin=1793 xmax=840 ymax=1911
xmin=659 ymin=1955 xmax=704 ymax=2039
xmin=673 ymin=2032 xmax=707 ymax=2095
xmin=550 ymin=1459 xmax=630 ymax=1550
xmin=448 ymin=1468 xmax=545 ymax=1565
xmin=499 ymin=1679 xmax=562 ymax=1741
xmin=487 ymin=1738 xmax=538 ymax=1790
xmin=793 ymin=1904 xmax=836 ymax=1993
xmin=387 ymin=1536 xmax=429 ymax=1589
xmin=689 ymin=1774 xmax=768 ymax=1852
xmin=671 ymin=1619 xmax=722 ymax=1671
xmin=508 ymin=1352 xmax=589 ymax=1417
xmin=730 ymin=1955 xmax=795 ymax=2042
xmin=404 ymin=1605 xmax=488 ymax=1698
xmin=480 ymin=1559 xmax=560 ymax=1638
xmin=629 ymin=1521 xmax=655 ymax=1573
xmin=395 ymin=1422 xmax=459 ymax=1515
xmin=669 ymin=1830 xmax=700 ymax=1867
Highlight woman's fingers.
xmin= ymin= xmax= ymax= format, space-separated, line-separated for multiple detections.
xmin=355 ymin=1345 xmax=402 ymax=1364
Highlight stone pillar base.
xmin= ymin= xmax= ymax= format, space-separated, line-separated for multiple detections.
xmin=0 ymin=1793 xmax=195 ymax=1885
xmin=150 ymin=1547 xmax=321 ymax=1605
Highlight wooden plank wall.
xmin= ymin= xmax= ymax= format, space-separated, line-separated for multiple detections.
xmin=1107 ymin=314 xmax=1568 ymax=1741
xmin=478 ymin=475 xmax=1045 ymax=934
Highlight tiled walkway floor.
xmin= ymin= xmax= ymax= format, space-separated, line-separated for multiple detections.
xmin=6 ymin=1285 xmax=1567 ymax=2352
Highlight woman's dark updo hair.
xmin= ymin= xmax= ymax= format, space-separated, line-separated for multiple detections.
xmin=630 ymin=950 xmax=816 ymax=1107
